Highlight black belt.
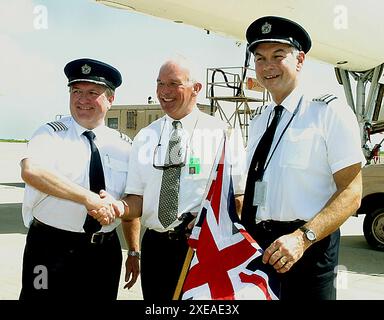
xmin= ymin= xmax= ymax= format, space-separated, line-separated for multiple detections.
xmin=146 ymin=228 xmax=186 ymax=241
xmin=256 ymin=219 xmax=305 ymax=232
xmin=31 ymin=218 xmax=116 ymax=245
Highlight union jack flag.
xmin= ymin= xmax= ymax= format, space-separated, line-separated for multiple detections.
xmin=182 ymin=135 xmax=279 ymax=300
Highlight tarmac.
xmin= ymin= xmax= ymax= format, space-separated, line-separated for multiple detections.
xmin=1 ymin=142 xmax=384 ymax=301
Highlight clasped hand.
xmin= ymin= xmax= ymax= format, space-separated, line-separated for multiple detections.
xmin=86 ymin=190 xmax=124 ymax=225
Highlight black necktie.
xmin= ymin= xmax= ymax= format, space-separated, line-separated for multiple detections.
xmin=241 ymin=105 xmax=284 ymax=230
xmin=83 ymin=130 xmax=105 ymax=233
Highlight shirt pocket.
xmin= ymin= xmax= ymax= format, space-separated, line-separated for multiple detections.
xmin=104 ymin=155 xmax=129 ymax=197
xmin=279 ymin=128 xmax=314 ymax=170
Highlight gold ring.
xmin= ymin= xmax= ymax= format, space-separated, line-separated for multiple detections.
xmin=280 ymin=257 xmax=287 ymax=265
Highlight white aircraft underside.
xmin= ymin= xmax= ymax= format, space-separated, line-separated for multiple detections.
xmin=96 ymin=0 xmax=383 ymax=72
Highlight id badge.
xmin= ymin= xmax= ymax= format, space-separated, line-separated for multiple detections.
xmin=188 ymin=157 xmax=200 ymax=174
xmin=253 ymin=180 xmax=267 ymax=207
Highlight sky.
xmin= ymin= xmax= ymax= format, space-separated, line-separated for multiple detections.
xmin=0 ymin=0 xmax=347 ymax=140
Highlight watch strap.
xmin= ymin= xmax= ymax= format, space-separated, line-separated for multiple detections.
xmin=299 ymin=226 xmax=316 ymax=242
xmin=128 ymin=250 xmax=141 ymax=259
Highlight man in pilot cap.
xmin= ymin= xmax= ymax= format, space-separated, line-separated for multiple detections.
xmin=19 ymin=58 xmax=140 ymax=300
xmin=241 ymin=16 xmax=364 ymax=300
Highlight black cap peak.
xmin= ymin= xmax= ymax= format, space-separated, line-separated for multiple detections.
xmin=64 ymin=58 xmax=122 ymax=90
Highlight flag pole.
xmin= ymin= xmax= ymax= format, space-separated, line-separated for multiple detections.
xmin=172 ymin=246 xmax=194 ymax=300
xmin=172 ymin=133 xmax=227 ymax=300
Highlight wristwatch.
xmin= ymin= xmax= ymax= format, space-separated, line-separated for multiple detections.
xmin=299 ymin=226 xmax=317 ymax=243
xmin=128 ymin=250 xmax=141 ymax=259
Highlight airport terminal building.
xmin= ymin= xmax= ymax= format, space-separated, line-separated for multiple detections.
xmin=105 ymin=103 xmax=212 ymax=138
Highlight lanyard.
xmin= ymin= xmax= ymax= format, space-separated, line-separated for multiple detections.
xmin=260 ymin=95 xmax=303 ymax=179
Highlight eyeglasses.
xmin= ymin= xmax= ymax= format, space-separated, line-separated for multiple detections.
xmin=152 ymin=143 xmax=188 ymax=169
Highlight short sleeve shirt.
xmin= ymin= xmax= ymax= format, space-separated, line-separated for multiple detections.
xmin=22 ymin=116 xmax=132 ymax=232
xmin=125 ymin=107 xmax=246 ymax=232
xmin=246 ymin=88 xmax=365 ymax=222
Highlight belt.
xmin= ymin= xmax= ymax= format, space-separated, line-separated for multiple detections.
xmin=88 ymin=231 xmax=116 ymax=245
xmin=256 ymin=219 xmax=305 ymax=232
xmin=146 ymin=228 xmax=186 ymax=241
xmin=31 ymin=218 xmax=116 ymax=245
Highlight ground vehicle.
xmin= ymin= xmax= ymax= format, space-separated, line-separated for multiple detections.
xmin=357 ymin=164 xmax=384 ymax=251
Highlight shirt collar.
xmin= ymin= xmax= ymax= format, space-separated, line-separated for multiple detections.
xmin=164 ymin=106 xmax=199 ymax=131
xmin=271 ymin=86 xmax=304 ymax=114
xmin=72 ymin=117 xmax=106 ymax=138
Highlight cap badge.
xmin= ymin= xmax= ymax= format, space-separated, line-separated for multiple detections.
xmin=261 ymin=22 xmax=272 ymax=34
xmin=81 ymin=64 xmax=91 ymax=75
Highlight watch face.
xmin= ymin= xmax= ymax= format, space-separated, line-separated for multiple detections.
xmin=306 ymin=230 xmax=316 ymax=241
xmin=300 ymin=226 xmax=316 ymax=242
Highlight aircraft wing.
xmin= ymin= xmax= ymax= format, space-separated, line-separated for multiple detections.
xmin=96 ymin=0 xmax=384 ymax=71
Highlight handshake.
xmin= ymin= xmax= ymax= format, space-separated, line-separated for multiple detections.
xmin=85 ymin=190 xmax=126 ymax=226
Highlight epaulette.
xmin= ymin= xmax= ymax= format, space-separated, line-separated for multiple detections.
xmin=312 ymin=94 xmax=338 ymax=104
xmin=250 ymin=104 xmax=268 ymax=120
xmin=46 ymin=121 xmax=68 ymax=132
xmin=119 ymin=132 xmax=132 ymax=145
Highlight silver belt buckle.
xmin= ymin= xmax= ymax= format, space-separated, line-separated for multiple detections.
xmin=90 ymin=233 xmax=100 ymax=244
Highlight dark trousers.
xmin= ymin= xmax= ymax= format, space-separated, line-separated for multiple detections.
xmin=249 ymin=220 xmax=339 ymax=300
xmin=140 ymin=229 xmax=189 ymax=300
xmin=20 ymin=219 xmax=122 ymax=300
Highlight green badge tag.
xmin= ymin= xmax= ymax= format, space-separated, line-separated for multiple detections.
xmin=188 ymin=157 xmax=200 ymax=174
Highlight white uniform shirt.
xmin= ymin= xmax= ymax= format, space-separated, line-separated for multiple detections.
xmin=22 ymin=116 xmax=131 ymax=232
xmin=125 ymin=107 xmax=246 ymax=232
xmin=246 ymin=87 xmax=365 ymax=222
